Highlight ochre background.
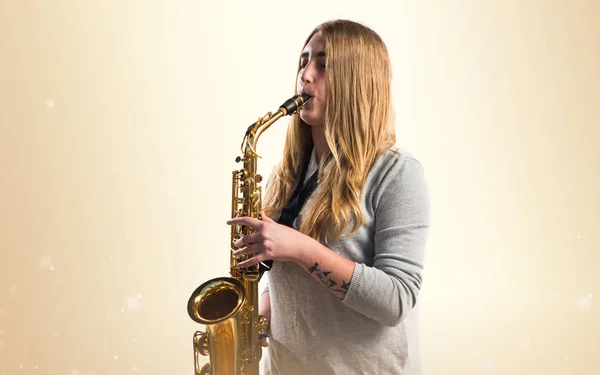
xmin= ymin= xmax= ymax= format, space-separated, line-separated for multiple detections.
xmin=1 ymin=1 xmax=598 ymax=374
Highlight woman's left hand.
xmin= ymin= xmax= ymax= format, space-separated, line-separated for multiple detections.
xmin=226 ymin=210 xmax=315 ymax=268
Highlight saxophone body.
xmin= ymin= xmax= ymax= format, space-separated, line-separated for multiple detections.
xmin=187 ymin=94 xmax=310 ymax=375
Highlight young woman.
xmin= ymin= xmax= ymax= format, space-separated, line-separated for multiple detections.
xmin=227 ymin=19 xmax=430 ymax=375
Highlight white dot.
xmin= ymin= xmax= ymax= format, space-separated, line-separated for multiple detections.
xmin=578 ymin=297 xmax=592 ymax=311
xmin=132 ymin=367 xmax=138 ymax=372
xmin=520 ymin=339 xmax=531 ymax=349
xmin=108 ymin=255 xmax=113 ymax=260
xmin=52 ymin=330 xmax=59 ymax=337
xmin=56 ymin=280 xmax=60 ymax=285
xmin=127 ymin=296 xmax=141 ymax=310
xmin=120 ymin=308 xmax=125 ymax=312
xmin=564 ymin=355 xmax=569 ymax=360
xmin=49 ymin=265 xmax=55 ymax=272
xmin=46 ymin=99 xmax=55 ymax=108
xmin=576 ymin=235 xmax=581 ymax=239
xmin=588 ymin=293 xmax=593 ymax=299
xmin=125 ymin=235 xmax=130 ymax=240
xmin=113 ymin=354 xmax=119 ymax=360
xmin=136 ymin=293 xmax=143 ymax=299
xmin=19 ymin=364 xmax=23 ymax=369
xmin=34 ymin=365 xmax=38 ymax=369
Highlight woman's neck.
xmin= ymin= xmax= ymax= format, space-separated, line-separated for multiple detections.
xmin=311 ymin=126 xmax=328 ymax=164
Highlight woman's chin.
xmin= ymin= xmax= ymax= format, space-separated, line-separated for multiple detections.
xmin=301 ymin=117 xmax=316 ymax=126
xmin=300 ymin=111 xmax=321 ymax=126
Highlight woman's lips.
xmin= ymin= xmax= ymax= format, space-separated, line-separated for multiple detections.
xmin=302 ymin=95 xmax=313 ymax=108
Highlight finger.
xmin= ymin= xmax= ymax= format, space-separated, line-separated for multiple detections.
xmin=234 ymin=232 xmax=260 ymax=249
xmin=232 ymin=243 xmax=263 ymax=258
xmin=237 ymin=254 xmax=264 ymax=268
xmin=227 ymin=216 xmax=263 ymax=230
xmin=259 ymin=210 xmax=275 ymax=223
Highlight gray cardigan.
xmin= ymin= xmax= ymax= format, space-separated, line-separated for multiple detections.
xmin=262 ymin=148 xmax=430 ymax=375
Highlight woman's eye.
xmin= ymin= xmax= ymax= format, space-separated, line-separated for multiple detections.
xmin=298 ymin=59 xmax=325 ymax=70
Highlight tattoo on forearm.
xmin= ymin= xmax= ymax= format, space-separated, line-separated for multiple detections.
xmin=308 ymin=262 xmax=350 ymax=297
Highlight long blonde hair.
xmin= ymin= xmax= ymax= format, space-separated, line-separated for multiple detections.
xmin=263 ymin=19 xmax=396 ymax=243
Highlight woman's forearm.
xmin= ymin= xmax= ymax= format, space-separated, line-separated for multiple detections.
xmin=295 ymin=240 xmax=355 ymax=300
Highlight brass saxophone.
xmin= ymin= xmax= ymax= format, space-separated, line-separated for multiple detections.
xmin=187 ymin=94 xmax=310 ymax=375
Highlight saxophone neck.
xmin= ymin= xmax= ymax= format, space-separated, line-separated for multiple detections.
xmin=242 ymin=109 xmax=285 ymax=157
xmin=241 ymin=93 xmax=310 ymax=156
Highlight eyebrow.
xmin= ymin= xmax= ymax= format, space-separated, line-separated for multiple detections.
xmin=300 ymin=51 xmax=326 ymax=59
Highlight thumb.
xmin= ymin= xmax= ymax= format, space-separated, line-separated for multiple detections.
xmin=260 ymin=210 xmax=274 ymax=223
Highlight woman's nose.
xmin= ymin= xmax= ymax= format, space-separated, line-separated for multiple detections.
xmin=300 ymin=61 xmax=316 ymax=83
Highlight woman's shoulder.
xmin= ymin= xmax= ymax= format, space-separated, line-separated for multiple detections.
xmin=370 ymin=148 xmax=425 ymax=180
xmin=364 ymin=148 xmax=429 ymax=214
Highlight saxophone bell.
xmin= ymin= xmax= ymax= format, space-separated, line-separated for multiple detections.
xmin=187 ymin=277 xmax=246 ymax=325
xmin=188 ymin=277 xmax=246 ymax=375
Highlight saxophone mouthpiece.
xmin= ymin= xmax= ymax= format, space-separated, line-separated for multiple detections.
xmin=279 ymin=94 xmax=311 ymax=116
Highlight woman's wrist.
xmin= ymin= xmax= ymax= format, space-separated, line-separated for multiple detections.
xmin=295 ymin=237 xmax=326 ymax=269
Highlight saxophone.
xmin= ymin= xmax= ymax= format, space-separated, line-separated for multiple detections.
xmin=187 ymin=94 xmax=310 ymax=375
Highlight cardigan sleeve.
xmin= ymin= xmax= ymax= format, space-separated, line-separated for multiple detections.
xmin=342 ymin=155 xmax=430 ymax=327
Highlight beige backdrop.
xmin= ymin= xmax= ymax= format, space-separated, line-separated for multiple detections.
xmin=1 ymin=0 xmax=598 ymax=374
